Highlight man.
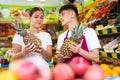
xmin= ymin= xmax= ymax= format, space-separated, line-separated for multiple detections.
xmin=56 ymin=4 xmax=101 ymax=64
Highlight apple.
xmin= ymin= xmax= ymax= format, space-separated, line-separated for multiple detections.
xmin=53 ymin=63 xmax=75 ymax=80
xmin=70 ymin=57 xmax=90 ymax=77
xmin=0 ymin=48 xmax=7 ymax=54
xmin=0 ymin=51 xmax=4 ymax=56
xmin=83 ymin=64 xmax=104 ymax=80
xmin=15 ymin=61 xmax=40 ymax=80
xmin=0 ymin=55 xmax=3 ymax=62
xmin=36 ymin=67 xmax=52 ymax=80
xmin=6 ymin=57 xmax=12 ymax=62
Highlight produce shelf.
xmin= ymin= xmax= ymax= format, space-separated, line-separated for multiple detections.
xmin=96 ymin=26 xmax=120 ymax=36
xmin=99 ymin=51 xmax=120 ymax=60
xmin=79 ymin=0 xmax=107 ymax=14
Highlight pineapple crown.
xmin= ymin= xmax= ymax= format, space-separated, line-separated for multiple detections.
xmin=11 ymin=21 xmax=27 ymax=37
xmin=71 ymin=23 xmax=87 ymax=42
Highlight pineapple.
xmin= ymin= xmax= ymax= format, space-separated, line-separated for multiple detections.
xmin=11 ymin=21 xmax=41 ymax=48
xmin=60 ymin=24 xmax=87 ymax=58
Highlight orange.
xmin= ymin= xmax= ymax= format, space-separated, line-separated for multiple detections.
xmin=103 ymin=67 xmax=112 ymax=78
xmin=111 ymin=70 xmax=119 ymax=77
xmin=104 ymin=71 xmax=112 ymax=78
xmin=100 ymin=64 xmax=110 ymax=71
xmin=112 ymin=66 xmax=120 ymax=75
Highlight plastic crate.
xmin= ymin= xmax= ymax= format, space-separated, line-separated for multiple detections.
xmin=104 ymin=76 xmax=120 ymax=80
xmin=99 ymin=51 xmax=120 ymax=60
xmin=116 ymin=26 xmax=120 ymax=34
xmin=97 ymin=27 xmax=120 ymax=36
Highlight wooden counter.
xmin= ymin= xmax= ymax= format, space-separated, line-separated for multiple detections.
xmin=0 ymin=68 xmax=8 ymax=71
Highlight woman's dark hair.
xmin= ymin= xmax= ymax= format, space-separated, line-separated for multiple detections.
xmin=29 ymin=7 xmax=44 ymax=17
xmin=59 ymin=4 xmax=78 ymax=16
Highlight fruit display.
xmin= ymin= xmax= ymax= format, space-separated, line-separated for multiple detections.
xmin=0 ymin=48 xmax=7 ymax=62
xmin=82 ymin=8 xmax=96 ymax=23
xmin=69 ymin=57 xmax=90 ymax=77
xmin=4 ymin=49 xmax=14 ymax=62
xmin=10 ymin=8 xmax=21 ymax=19
xmin=0 ymin=0 xmax=120 ymax=80
xmin=100 ymin=64 xmax=120 ymax=78
xmin=60 ymin=24 xmax=87 ymax=58
xmin=0 ymin=56 xmax=105 ymax=80
xmin=53 ymin=63 xmax=75 ymax=80
xmin=83 ymin=64 xmax=104 ymax=80
xmin=0 ymin=23 xmax=15 ymax=37
xmin=11 ymin=21 xmax=41 ymax=48
xmin=95 ymin=1 xmax=116 ymax=19
xmin=0 ymin=48 xmax=14 ymax=68
xmin=82 ymin=1 xmax=119 ymax=28
xmin=45 ymin=14 xmax=56 ymax=20
xmin=96 ymin=58 xmax=120 ymax=66
xmin=0 ymin=48 xmax=7 ymax=56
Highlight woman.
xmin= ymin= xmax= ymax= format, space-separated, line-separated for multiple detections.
xmin=12 ymin=7 xmax=52 ymax=68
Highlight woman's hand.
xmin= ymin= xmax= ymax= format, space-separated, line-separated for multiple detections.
xmin=69 ymin=39 xmax=83 ymax=53
xmin=35 ymin=47 xmax=44 ymax=53
xmin=23 ymin=43 xmax=37 ymax=54
xmin=12 ymin=43 xmax=37 ymax=59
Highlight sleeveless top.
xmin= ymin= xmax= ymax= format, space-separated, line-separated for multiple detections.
xmin=63 ymin=30 xmax=92 ymax=64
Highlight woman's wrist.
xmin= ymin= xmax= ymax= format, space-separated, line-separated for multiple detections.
xmin=13 ymin=51 xmax=26 ymax=59
xmin=22 ymin=50 xmax=28 ymax=56
xmin=40 ymin=48 xmax=44 ymax=53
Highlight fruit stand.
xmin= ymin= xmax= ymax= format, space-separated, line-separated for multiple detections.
xmin=0 ymin=0 xmax=120 ymax=80
xmin=0 ymin=68 xmax=8 ymax=71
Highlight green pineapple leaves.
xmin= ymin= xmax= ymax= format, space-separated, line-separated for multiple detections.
xmin=11 ymin=20 xmax=27 ymax=37
xmin=71 ymin=23 xmax=87 ymax=42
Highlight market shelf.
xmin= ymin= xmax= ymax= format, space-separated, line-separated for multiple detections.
xmin=79 ymin=0 xmax=107 ymax=14
xmin=99 ymin=51 xmax=120 ymax=60
xmin=96 ymin=27 xmax=120 ymax=36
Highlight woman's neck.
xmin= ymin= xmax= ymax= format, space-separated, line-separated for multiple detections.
xmin=28 ymin=26 xmax=41 ymax=33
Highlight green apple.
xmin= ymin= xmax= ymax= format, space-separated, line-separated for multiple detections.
xmin=0 ymin=48 xmax=7 ymax=54
xmin=7 ymin=57 xmax=12 ymax=62
xmin=0 ymin=51 xmax=4 ymax=56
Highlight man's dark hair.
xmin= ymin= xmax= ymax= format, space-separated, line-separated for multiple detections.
xmin=59 ymin=4 xmax=78 ymax=16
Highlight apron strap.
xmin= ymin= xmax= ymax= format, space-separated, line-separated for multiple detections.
xmin=64 ymin=30 xmax=69 ymax=42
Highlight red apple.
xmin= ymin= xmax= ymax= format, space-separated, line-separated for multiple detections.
xmin=83 ymin=64 xmax=104 ymax=80
xmin=53 ymin=63 xmax=75 ymax=80
xmin=70 ymin=57 xmax=90 ymax=77
xmin=36 ymin=67 xmax=52 ymax=80
xmin=15 ymin=61 xmax=40 ymax=80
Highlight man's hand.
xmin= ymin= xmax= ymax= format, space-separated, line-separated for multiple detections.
xmin=56 ymin=53 xmax=65 ymax=63
xmin=69 ymin=39 xmax=83 ymax=53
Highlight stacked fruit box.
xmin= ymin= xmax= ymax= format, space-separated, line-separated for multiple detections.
xmin=96 ymin=26 xmax=120 ymax=36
